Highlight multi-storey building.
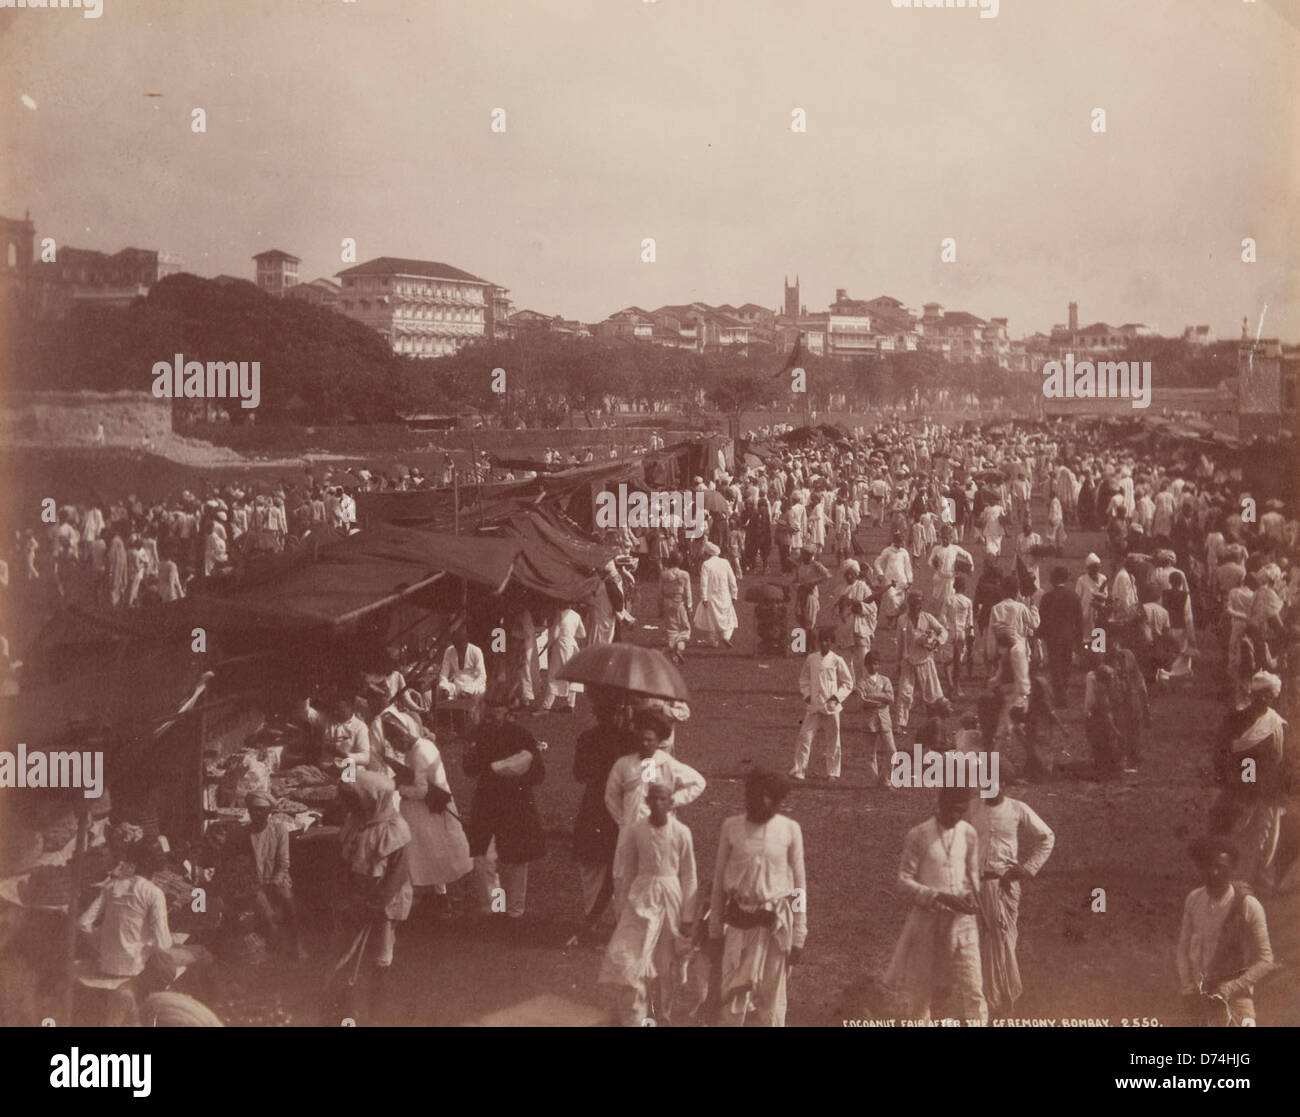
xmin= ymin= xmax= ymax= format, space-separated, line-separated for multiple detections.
xmin=709 ymin=302 xmax=776 ymax=345
xmin=508 ymin=309 xmax=554 ymax=332
xmin=335 ymin=256 xmax=493 ymax=358
xmin=647 ymin=304 xmax=704 ymax=349
xmin=1045 ymin=305 xmax=1158 ymax=356
xmin=1020 ymin=304 xmax=1160 ymax=373
xmin=731 ymin=302 xmax=777 ymax=334
xmin=860 ymin=294 xmax=919 ymax=357
xmin=604 ymin=303 xmax=756 ymax=352
xmin=498 ymin=308 xmax=590 ymax=341
xmin=1007 ymin=338 xmax=1032 ymax=373
xmin=796 ymin=312 xmax=829 ymax=356
xmin=595 ymin=306 xmax=656 ymax=342
xmin=781 ymin=287 xmax=925 ymax=360
xmin=983 ymin=317 xmax=1011 ymax=367
xmin=50 ymin=245 xmax=182 ymax=310
xmin=3 ymin=215 xmax=182 ymax=316
xmin=486 ymin=284 xmax=514 ymax=341
xmin=826 ymin=289 xmax=871 ymax=355
xmin=253 ymin=249 xmax=300 ymax=296
xmin=919 ymin=304 xmax=978 ymax=362
xmin=699 ymin=310 xmax=752 ymax=350
xmin=285 ymin=277 xmax=340 ymax=308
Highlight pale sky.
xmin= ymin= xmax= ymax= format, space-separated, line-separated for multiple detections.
xmin=2 ymin=0 xmax=1297 ymax=339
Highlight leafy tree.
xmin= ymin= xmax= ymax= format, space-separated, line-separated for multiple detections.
xmin=706 ymin=372 xmax=777 ymax=436
xmin=4 ymin=273 xmax=410 ymax=425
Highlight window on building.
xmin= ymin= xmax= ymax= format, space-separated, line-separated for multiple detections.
xmin=6 ymin=242 xmax=16 ymax=268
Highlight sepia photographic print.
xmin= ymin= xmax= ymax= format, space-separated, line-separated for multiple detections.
xmin=0 ymin=0 xmax=1296 ymax=1083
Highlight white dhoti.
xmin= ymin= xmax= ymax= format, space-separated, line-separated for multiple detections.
xmin=542 ymin=635 xmax=581 ymax=707
xmin=438 ymin=672 xmax=485 ymax=700
xmin=694 ymin=600 xmax=737 ymax=643
xmin=885 ymin=908 xmax=987 ymax=1024
xmin=895 ymin=658 xmax=943 ymax=729
xmin=717 ymin=903 xmax=794 ymax=1027
xmin=975 ymin=879 xmax=1022 ymax=1013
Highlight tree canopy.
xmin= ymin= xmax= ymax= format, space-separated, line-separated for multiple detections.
xmin=3 ymin=280 xmax=1237 ymax=426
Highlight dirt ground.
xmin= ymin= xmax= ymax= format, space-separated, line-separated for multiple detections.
xmin=199 ymin=493 xmax=1297 ymax=1028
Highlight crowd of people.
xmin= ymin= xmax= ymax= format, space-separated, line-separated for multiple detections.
xmin=11 ymin=415 xmax=1296 ymax=1027
xmin=578 ymin=417 xmax=1295 ymax=1024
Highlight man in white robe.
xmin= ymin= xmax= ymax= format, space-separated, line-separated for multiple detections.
xmin=589 ymin=562 xmax=623 ymax=646
xmin=1075 ymin=554 xmax=1109 ymax=634
xmin=927 ymin=523 xmax=973 ymax=615
xmin=599 ymin=782 xmax=698 ymax=1026
xmin=979 ymin=501 xmax=1007 ymax=558
xmin=437 ymin=632 xmax=487 ymax=700
xmin=1053 ymin=463 xmax=1078 ymax=524
xmin=694 ymin=541 xmax=739 ymax=648
xmin=788 ymin=497 xmax=808 ymax=554
xmin=885 ymin=787 xmax=988 ymax=1025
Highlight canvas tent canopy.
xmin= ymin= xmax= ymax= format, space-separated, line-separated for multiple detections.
xmin=477 ymin=508 xmax=620 ymax=601
xmin=186 ymin=524 xmax=522 ymax=632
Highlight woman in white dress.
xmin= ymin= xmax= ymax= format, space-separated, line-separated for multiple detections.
xmin=382 ymin=711 xmax=472 ymax=894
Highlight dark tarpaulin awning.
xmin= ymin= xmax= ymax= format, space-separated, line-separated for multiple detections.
xmin=362 ymin=460 xmax=648 ymax=536
xmin=537 ymin=458 xmax=646 ymax=532
xmin=190 ymin=524 xmax=522 ymax=629
xmin=356 ymin=480 xmax=549 ymax=532
xmin=2 ymin=637 xmax=204 ymax=750
xmin=357 ymin=473 xmax=627 ymax=601
xmin=477 ymin=509 xmax=619 ymax=602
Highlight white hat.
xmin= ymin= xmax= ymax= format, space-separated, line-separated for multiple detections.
xmin=1249 ymin=671 xmax=1281 ymax=699
xmin=702 ymin=541 xmax=721 ymax=557
xmin=1085 ymin=553 xmax=1101 ymax=566
xmin=381 ymin=709 xmax=422 ymax=741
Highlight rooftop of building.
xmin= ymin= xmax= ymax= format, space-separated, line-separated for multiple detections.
xmin=60 ymin=245 xmax=171 ymax=263
xmin=336 ymin=256 xmax=489 ymax=283
xmin=938 ymin=311 xmax=987 ymax=327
